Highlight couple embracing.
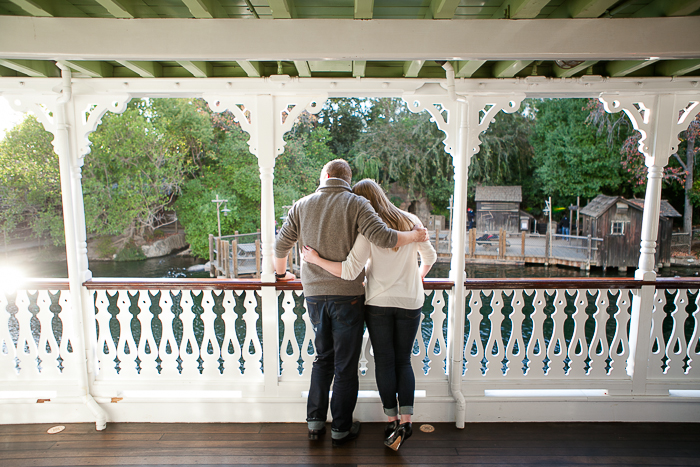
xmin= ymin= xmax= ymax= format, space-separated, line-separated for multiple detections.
xmin=274 ymin=159 xmax=437 ymax=450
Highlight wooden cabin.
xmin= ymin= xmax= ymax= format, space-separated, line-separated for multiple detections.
xmin=475 ymin=186 xmax=522 ymax=234
xmin=580 ymin=195 xmax=681 ymax=270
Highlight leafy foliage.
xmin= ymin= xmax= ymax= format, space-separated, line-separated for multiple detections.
xmin=0 ymin=115 xmax=63 ymax=246
xmin=530 ymin=98 xmax=627 ymax=203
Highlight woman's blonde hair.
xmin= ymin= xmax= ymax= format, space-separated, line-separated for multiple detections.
xmin=352 ymin=179 xmax=414 ymax=236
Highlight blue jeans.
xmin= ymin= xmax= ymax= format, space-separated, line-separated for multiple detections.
xmin=305 ymin=295 xmax=365 ymax=436
xmin=365 ymin=305 xmax=421 ymax=416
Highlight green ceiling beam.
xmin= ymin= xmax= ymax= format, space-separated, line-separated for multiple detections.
xmin=0 ymin=59 xmax=58 ymax=77
xmin=116 ymin=60 xmax=162 ymax=78
xmin=354 ymin=0 xmax=373 ymax=19
xmin=237 ymin=60 xmax=262 ymax=77
xmin=7 ymin=0 xmax=52 ymax=16
xmin=606 ymin=59 xmax=659 ymax=77
xmin=294 ymin=61 xmax=311 ymax=77
xmin=634 ymin=0 xmax=700 ymax=17
xmin=352 ymin=61 xmax=366 ymax=78
xmin=0 ymin=65 xmax=18 ymax=76
xmin=455 ymin=60 xmax=486 ymax=78
xmin=656 ymin=59 xmax=700 ymax=76
xmin=553 ymin=60 xmax=598 ymax=78
xmin=550 ymin=0 xmax=618 ymax=18
xmin=492 ymin=60 xmax=533 ymax=78
xmin=59 ymin=60 xmax=113 ymax=78
xmin=268 ymin=0 xmax=294 ymax=18
xmin=182 ymin=0 xmax=214 ymax=18
xmin=429 ymin=0 xmax=461 ymax=19
xmin=94 ymin=0 xmax=135 ymax=17
xmin=403 ymin=60 xmax=425 ymax=78
xmin=177 ymin=60 xmax=212 ymax=78
xmin=570 ymin=0 xmax=619 ymax=17
xmin=492 ymin=0 xmax=550 ymax=19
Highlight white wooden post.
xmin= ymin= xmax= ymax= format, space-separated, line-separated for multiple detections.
xmin=601 ymin=92 xmax=700 ymax=395
xmin=404 ymin=89 xmax=524 ymax=427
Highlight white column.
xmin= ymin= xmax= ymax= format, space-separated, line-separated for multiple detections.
xmin=54 ymin=64 xmax=108 ymax=429
xmin=601 ymin=92 xmax=700 ymax=394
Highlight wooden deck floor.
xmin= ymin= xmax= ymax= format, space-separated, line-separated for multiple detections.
xmin=2 ymin=421 xmax=699 ymax=466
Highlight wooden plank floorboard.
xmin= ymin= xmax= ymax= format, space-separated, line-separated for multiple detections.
xmin=1 ymin=422 xmax=699 ymax=466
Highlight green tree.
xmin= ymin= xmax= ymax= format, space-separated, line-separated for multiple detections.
xmin=317 ymin=98 xmax=369 ymax=160
xmin=530 ymin=98 xmax=627 ymax=204
xmin=83 ymin=102 xmax=187 ymax=237
xmin=350 ymin=98 xmax=454 ymax=215
xmin=0 ymin=115 xmax=63 ymax=246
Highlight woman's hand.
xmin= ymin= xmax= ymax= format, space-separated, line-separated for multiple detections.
xmin=301 ymin=245 xmax=321 ymax=265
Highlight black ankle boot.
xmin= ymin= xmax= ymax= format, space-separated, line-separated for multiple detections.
xmin=384 ymin=422 xmax=412 ymax=451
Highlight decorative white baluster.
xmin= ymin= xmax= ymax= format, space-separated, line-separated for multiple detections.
xmin=35 ymin=290 xmax=62 ymax=376
xmin=298 ymin=291 xmax=315 ymax=376
xmin=0 ymin=290 xmax=15 ymax=377
xmin=464 ymin=290 xmax=484 ymax=378
xmin=482 ymin=290 xmax=505 ymax=377
xmin=648 ymin=290 xmax=668 ymax=377
xmin=566 ymin=290 xmax=588 ymax=377
xmin=608 ymin=289 xmax=632 ymax=377
xmin=527 ymin=290 xmax=547 ymax=376
xmin=588 ymin=290 xmax=611 ymax=377
xmin=279 ymin=290 xmax=301 ymax=378
xmin=665 ymin=289 xmax=687 ymax=378
xmin=221 ymin=290 xmax=243 ymax=376
xmin=115 ymin=290 xmax=138 ymax=377
xmin=359 ymin=328 xmax=371 ymax=377
xmin=13 ymin=291 xmax=38 ymax=376
xmin=157 ymin=292 xmax=180 ymax=377
xmin=199 ymin=290 xmax=222 ymax=377
xmin=687 ymin=290 xmax=700 ymax=376
xmin=241 ymin=291 xmax=263 ymax=377
xmin=136 ymin=291 xmax=158 ymax=377
xmin=428 ymin=289 xmax=448 ymax=377
xmin=178 ymin=291 xmax=200 ymax=376
xmin=547 ymin=290 xmax=568 ymax=377
xmin=505 ymin=290 xmax=527 ymax=378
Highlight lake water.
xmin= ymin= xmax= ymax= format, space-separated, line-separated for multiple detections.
xmin=13 ymin=253 xmax=700 ymax=279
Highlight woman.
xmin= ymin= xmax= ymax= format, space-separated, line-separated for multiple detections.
xmin=301 ymin=179 xmax=436 ymax=451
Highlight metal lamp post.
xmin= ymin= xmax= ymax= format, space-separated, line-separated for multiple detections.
xmin=212 ymin=195 xmax=230 ymax=238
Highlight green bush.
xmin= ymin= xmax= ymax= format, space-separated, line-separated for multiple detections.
xmin=95 ymin=236 xmax=117 ymax=258
xmin=115 ymin=239 xmax=147 ymax=262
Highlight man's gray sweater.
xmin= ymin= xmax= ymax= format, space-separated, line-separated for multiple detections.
xmin=274 ymin=179 xmax=398 ymax=297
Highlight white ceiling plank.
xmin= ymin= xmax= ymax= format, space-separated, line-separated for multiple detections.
xmin=430 ymin=0 xmax=461 ymax=19
xmin=403 ymin=60 xmax=425 ymax=78
xmin=492 ymin=60 xmax=533 ymax=78
xmin=116 ymin=60 xmax=162 ymax=78
xmin=182 ymin=0 xmax=214 ymax=18
xmin=606 ymin=59 xmax=659 ymax=77
xmin=308 ymin=61 xmax=353 ymax=72
xmin=492 ymin=0 xmax=550 ymax=19
xmin=455 ymin=60 xmax=486 ymax=78
xmin=0 ymin=59 xmax=57 ymax=77
xmin=294 ymin=61 xmax=311 ymax=77
xmin=552 ymin=60 xmax=598 ymax=78
xmin=59 ymin=60 xmax=113 ymax=77
xmin=268 ymin=0 xmax=294 ymax=18
xmin=177 ymin=60 xmax=212 ymax=77
xmin=237 ymin=60 xmax=263 ymax=77
xmin=655 ymin=59 xmax=700 ymax=76
xmin=2 ymin=17 xmax=699 ymax=62
xmin=352 ymin=60 xmax=366 ymax=77
xmin=354 ymin=0 xmax=373 ymax=19
xmin=94 ymin=0 xmax=135 ymax=18
xmin=7 ymin=0 xmax=52 ymax=16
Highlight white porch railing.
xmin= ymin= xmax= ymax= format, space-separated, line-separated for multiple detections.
xmin=2 ymin=277 xmax=699 ymax=425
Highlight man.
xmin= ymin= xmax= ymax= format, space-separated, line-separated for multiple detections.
xmin=274 ymin=159 xmax=428 ymax=446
